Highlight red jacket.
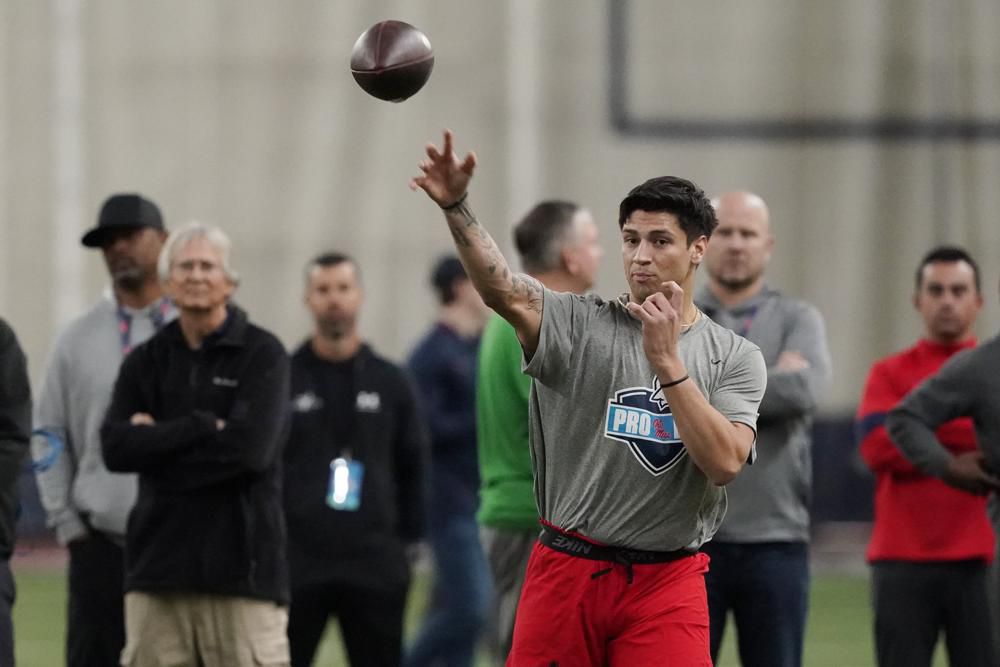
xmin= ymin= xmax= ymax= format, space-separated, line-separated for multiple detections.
xmin=857 ymin=338 xmax=994 ymax=563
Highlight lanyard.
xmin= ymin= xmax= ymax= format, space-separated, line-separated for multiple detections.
xmin=703 ymin=304 xmax=759 ymax=338
xmin=116 ymin=298 xmax=172 ymax=354
xmin=736 ymin=306 xmax=759 ymax=338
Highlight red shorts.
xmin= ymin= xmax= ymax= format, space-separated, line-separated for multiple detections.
xmin=508 ymin=540 xmax=711 ymax=666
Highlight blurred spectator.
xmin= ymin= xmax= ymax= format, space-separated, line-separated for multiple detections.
xmin=404 ymin=256 xmax=492 ymax=667
xmin=30 ymin=193 xmax=172 ymax=666
xmin=876 ymin=247 xmax=997 ymax=667
xmin=284 ymin=253 xmax=427 ymax=667
xmin=697 ymin=191 xmax=832 ymax=667
xmin=0 ymin=318 xmax=30 ymax=665
xmin=476 ymin=200 xmax=602 ymax=660
xmin=102 ymin=222 xmax=291 ymax=666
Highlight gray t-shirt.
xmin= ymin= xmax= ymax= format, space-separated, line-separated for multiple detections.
xmin=524 ymin=289 xmax=766 ymax=552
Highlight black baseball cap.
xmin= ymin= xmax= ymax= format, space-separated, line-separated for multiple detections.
xmin=81 ymin=193 xmax=164 ymax=248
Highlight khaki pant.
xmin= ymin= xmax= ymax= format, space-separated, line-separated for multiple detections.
xmin=121 ymin=591 xmax=290 ymax=667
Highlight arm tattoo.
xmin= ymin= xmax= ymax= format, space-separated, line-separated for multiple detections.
xmin=508 ymin=274 xmax=544 ymax=313
xmin=447 ymin=225 xmax=471 ymax=248
xmin=444 ymin=198 xmax=542 ymax=313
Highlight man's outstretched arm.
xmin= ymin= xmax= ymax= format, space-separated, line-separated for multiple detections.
xmin=411 ymin=130 xmax=543 ymax=356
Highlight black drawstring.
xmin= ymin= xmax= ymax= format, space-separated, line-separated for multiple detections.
xmin=590 ymin=558 xmax=635 ymax=584
xmin=621 ymin=559 xmax=635 ymax=584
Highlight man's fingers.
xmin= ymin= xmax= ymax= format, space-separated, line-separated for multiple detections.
xmin=425 ymin=142 xmax=442 ymax=161
xmin=627 ymin=302 xmax=654 ymax=324
xmin=948 ymin=452 xmax=1000 ymax=494
xmin=777 ymin=351 xmax=809 ymax=371
xmin=442 ymin=129 xmax=454 ymax=158
xmin=643 ymin=292 xmax=681 ymax=322
xmin=460 ymin=151 xmax=478 ymax=175
xmin=643 ymin=292 xmax=669 ymax=311
xmin=130 ymin=412 xmax=154 ymax=426
xmin=661 ymin=281 xmax=684 ymax=311
xmin=641 ymin=297 xmax=665 ymax=318
xmin=980 ymin=470 xmax=1000 ymax=489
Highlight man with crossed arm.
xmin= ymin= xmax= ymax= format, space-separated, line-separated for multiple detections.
xmin=697 ymin=191 xmax=832 ymax=667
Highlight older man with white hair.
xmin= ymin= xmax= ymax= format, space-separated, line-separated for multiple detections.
xmin=102 ymin=222 xmax=291 ymax=666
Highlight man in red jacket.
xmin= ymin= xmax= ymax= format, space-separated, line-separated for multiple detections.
xmin=856 ymin=246 xmax=994 ymax=667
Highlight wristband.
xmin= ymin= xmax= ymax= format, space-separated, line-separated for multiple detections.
xmin=440 ymin=192 xmax=469 ymax=211
xmin=661 ymin=374 xmax=689 ymax=389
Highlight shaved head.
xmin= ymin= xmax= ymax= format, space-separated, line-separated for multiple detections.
xmin=705 ymin=191 xmax=774 ymax=296
xmin=711 ymin=192 xmax=771 ymax=233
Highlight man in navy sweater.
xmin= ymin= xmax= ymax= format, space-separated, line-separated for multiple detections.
xmin=405 ymin=256 xmax=491 ymax=667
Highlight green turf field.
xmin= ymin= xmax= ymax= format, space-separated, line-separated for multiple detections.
xmin=12 ymin=569 xmax=946 ymax=666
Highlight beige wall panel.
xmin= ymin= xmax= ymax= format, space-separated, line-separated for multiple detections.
xmin=2 ymin=0 xmax=999 ymax=414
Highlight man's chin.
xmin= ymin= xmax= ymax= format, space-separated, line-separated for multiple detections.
xmin=318 ymin=322 xmax=351 ymax=339
xmin=628 ymin=285 xmax=656 ymax=303
xmin=113 ymin=272 xmax=144 ymax=291
xmin=932 ymin=323 xmax=963 ymax=340
xmin=177 ymin=301 xmax=222 ymax=315
xmin=718 ymin=275 xmax=755 ymax=291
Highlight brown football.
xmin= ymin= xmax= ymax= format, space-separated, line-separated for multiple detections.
xmin=350 ymin=21 xmax=434 ymax=102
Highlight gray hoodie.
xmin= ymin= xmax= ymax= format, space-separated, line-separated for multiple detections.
xmin=31 ymin=294 xmax=174 ymax=544
xmin=696 ymin=285 xmax=832 ymax=542
xmin=887 ymin=333 xmax=1000 ymax=498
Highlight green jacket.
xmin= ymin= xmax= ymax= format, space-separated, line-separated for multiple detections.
xmin=476 ymin=314 xmax=538 ymax=531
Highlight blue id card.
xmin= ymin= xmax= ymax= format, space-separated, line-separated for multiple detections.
xmin=327 ymin=457 xmax=364 ymax=511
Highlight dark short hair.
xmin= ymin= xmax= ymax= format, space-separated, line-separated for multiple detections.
xmin=513 ymin=200 xmax=581 ymax=273
xmin=430 ymin=256 xmax=467 ymax=305
xmin=305 ymin=252 xmax=359 ymax=283
xmin=618 ymin=176 xmax=717 ymax=244
xmin=915 ymin=246 xmax=980 ymax=292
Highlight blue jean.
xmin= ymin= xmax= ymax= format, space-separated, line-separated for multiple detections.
xmin=703 ymin=541 xmax=809 ymax=667
xmin=404 ymin=514 xmax=493 ymax=667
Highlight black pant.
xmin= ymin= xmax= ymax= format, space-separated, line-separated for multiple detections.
xmin=704 ymin=541 xmax=809 ymax=667
xmin=872 ymin=560 xmax=995 ymax=667
xmin=67 ymin=533 xmax=126 ymax=667
xmin=288 ymin=579 xmax=408 ymax=667
xmin=0 ymin=558 xmax=15 ymax=666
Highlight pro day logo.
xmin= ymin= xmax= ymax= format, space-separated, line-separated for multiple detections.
xmin=605 ymin=377 xmax=686 ymax=476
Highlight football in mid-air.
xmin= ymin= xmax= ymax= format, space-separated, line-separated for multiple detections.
xmin=350 ymin=20 xmax=434 ymax=102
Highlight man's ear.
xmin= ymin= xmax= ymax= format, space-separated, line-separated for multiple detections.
xmin=561 ymin=246 xmax=578 ymax=275
xmin=690 ymin=236 xmax=709 ymax=265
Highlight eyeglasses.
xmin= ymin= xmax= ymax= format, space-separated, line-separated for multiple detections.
xmin=171 ymin=259 xmax=223 ymax=275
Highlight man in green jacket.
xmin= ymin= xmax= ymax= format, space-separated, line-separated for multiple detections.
xmin=476 ymin=200 xmax=602 ymax=659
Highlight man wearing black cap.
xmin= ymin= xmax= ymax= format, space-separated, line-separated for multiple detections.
xmin=31 ymin=193 xmax=173 ymax=666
